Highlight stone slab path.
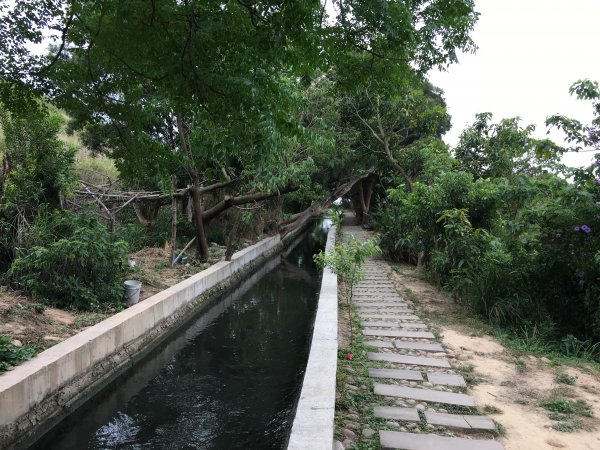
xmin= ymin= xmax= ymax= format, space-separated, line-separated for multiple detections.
xmin=343 ymin=226 xmax=504 ymax=450
xmin=380 ymin=431 xmax=504 ymax=450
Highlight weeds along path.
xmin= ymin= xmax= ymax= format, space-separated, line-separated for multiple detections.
xmin=335 ymin=224 xmax=600 ymax=450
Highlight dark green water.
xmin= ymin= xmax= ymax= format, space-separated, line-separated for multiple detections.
xmin=32 ymin=225 xmax=327 ymax=450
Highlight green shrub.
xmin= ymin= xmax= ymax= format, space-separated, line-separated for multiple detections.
xmin=373 ymin=167 xmax=600 ymax=342
xmin=540 ymin=398 xmax=574 ymax=414
xmin=0 ymin=335 xmax=37 ymax=372
xmin=560 ymin=334 xmax=600 ymax=360
xmin=9 ymin=211 xmax=128 ymax=310
xmin=555 ymin=373 xmax=577 ymax=385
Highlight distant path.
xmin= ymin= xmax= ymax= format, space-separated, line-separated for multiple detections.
xmin=340 ymin=225 xmax=504 ymax=450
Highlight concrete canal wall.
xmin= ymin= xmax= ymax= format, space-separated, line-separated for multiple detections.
xmin=287 ymin=225 xmax=338 ymax=450
xmin=0 ymin=235 xmax=282 ymax=449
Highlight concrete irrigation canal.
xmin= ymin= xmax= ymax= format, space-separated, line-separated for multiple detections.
xmin=1 ymin=222 xmax=332 ymax=450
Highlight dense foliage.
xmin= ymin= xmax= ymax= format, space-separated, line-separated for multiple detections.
xmin=9 ymin=210 xmax=128 ymax=310
xmin=0 ymin=106 xmax=76 ymax=264
xmin=375 ymin=86 xmax=600 ymax=344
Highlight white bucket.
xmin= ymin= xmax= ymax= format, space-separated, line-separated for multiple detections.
xmin=124 ymin=280 xmax=142 ymax=305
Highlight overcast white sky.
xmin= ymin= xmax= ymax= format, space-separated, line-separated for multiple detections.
xmin=428 ymin=0 xmax=599 ymax=167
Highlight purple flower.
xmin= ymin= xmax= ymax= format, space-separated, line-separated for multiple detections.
xmin=596 ymin=177 xmax=600 ymax=184
xmin=581 ymin=224 xmax=591 ymax=233
xmin=574 ymin=226 xmax=580 ymax=232
xmin=577 ymin=271 xmax=585 ymax=279
xmin=554 ymin=233 xmax=562 ymax=239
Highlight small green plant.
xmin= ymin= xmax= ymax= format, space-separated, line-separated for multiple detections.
xmin=548 ymin=412 xmax=570 ymax=421
xmin=33 ymin=303 xmax=45 ymax=314
xmin=551 ymin=419 xmax=582 ymax=432
xmin=571 ymin=399 xmax=594 ymax=417
xmin=483 ymin=404 xmax=502 ymax=414
xmin=456 ymin=364 xmax=480 ymax=385
xmin=560 ymin=335 xmax=600 ymax=360
xmin=512 ymin=358 xmax=527 ymax=373
xmin=540 ymin=398 xmax=574 ymax=413
xmin=540 ymin=397 xmax=593 ymax=417
xmin=73 ymin=313 xmax=107 ymax=329
xmin=314 ymin=235 xmax=381 ymax=342
xmin=0 ymin=335 xmax=37 ymax=372
xmin=554 ymin=372 xmax=576 ymax=385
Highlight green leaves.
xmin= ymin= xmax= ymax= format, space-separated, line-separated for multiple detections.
xmin=455 ymin=113 xmax=565 ymax=180
xmin=0 ymin=335 xmax=37 ymax=373
xmin=546 ymin=79 xmax=600 ymax=154
xmin=314 ymin=235 xmax=381 ymax=290
xmin=8 ymin=210 xmax=128 ymax=310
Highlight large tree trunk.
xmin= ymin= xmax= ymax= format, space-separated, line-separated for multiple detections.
xmin=416 ymin=251 xmax=425 ymax=271
xmin=357 ymin=178 xmax=374 ymax=227
xmin=190 ymin=178 xmax=210 ymax=261
xmin=225 ymin=208 xmax=242 ymax=261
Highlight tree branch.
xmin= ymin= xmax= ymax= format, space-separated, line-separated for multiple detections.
xmin=202 ymin=186 xmax=298 ymax=224
xmin=35 ymin=11 xmax=74 ymax=76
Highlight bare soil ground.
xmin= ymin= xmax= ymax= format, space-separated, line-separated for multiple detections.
xmin=0 ymin=291 xmax=109 ymax=350
xmin=392 ymin=263 xmax=600 ymax=450
xmin=0 ymin=243 xmax=229 ymax=354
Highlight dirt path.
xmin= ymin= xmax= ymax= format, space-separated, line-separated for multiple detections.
xmin=392 ymin=263 xmax=600 ymax=450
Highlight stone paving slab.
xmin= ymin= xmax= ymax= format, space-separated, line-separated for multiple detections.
xmin=354 ymin=304 xmax=410 ymax=309
xmin=354 ymin=293 xmax=399 ymax=296
xmin=358 ymin=309 xmax=414 ymax=315
xmin=357 ymin=285 xmax=393 ymax=289
xmin=364 ymin=329 xmax=435 ymax=339
xmin=359 ymin=314 xmax=419 ymax=320
xmin=393 ymin=341 xmax=444 ymax=352
xmin=358 ymin=277 xmax=391 ymax=280
xmin=368 ymin=352 xmax=450 ymax=368
xmin=374 ymin=384 xmax=476 ymax=407
xmin=380 ymin=431 xmax=504 ymax=450
xmin=361 ymin=321 xmax=428 ymax=329
xmin=364 ymin=340 xmax=395 ymax=348
xmin=354 ymin=298 xmax=405 ymax=302
xmin=425 ymin=411 xmax=470 ymax=428
xmin=353 ymin=293 xmax=404 ymax=298
xmin=354 ymin=301 xmax=408 ymax=307
xmin=427 ymin=372 xmax=467 ymax=387
xmin=464 ymin=415 xmax=497 ymax=431
xmin=369 ymin=368 xmax=423 ymax=381
xmin=354 ymin=289 xmax=401 ymax=293
xmin=373 ymin=406 xmax=420 ymax=421
xmin=357 ymin=306 xmax=412 ymax=310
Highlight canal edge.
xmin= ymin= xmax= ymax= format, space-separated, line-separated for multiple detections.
xmin=287 ymin=224 xmax=338 ymax=450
